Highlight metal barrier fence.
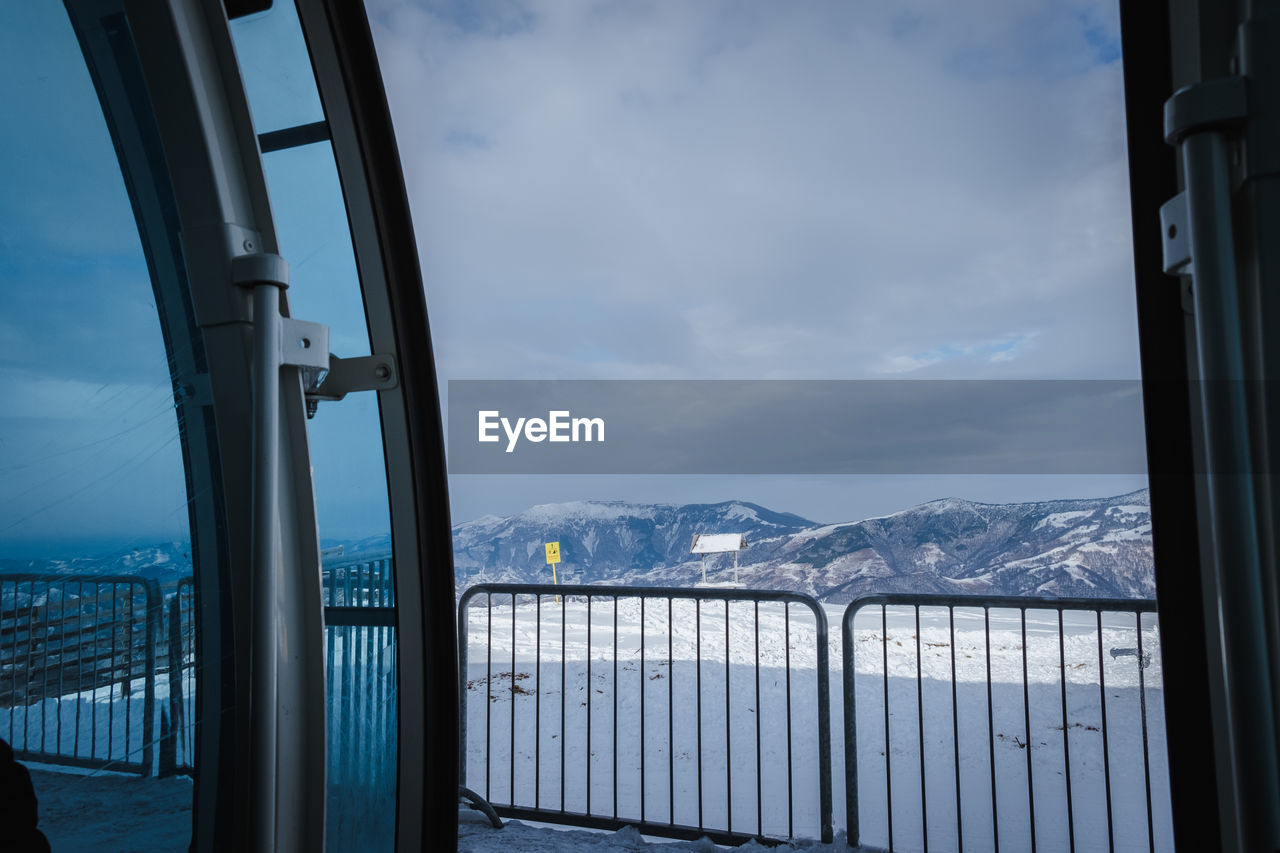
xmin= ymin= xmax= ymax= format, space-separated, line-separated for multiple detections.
xmin=323 ymin=559 xmax=398 ymax=851
xmin=0 ymin=574 xmax=159 ymax=775
xmin=842 ymin=594 xmax=1168 ymax=853
xmin=458 ymin=583 xmax=834 ymax=845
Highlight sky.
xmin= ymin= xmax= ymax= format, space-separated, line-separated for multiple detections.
xmin=365 ymin=0 xmax=1150 ymax=523
xmin=0 ymin=1 xmax=1147 ymax=557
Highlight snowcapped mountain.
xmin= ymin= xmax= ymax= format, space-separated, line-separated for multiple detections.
xmin=452 ymin=491 xmax=1155 ymax=602
xmin=0 ymin=541 xmax=193 ymax=583
xmin=452 ymin=500 xmax=813 ymax=587
xmin=0 ymin=491 xmax=1155 ymax=604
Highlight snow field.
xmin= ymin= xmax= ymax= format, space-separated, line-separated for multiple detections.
xmin=462 ymin=597 xmax=1172 ymax=853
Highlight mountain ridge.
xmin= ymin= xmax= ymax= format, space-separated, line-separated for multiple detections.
xmin=0 ymin=491 xmax=1154 ymax=603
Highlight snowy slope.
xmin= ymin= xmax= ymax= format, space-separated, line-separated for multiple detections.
xmin=450 ymin=492 xmax=1154 ymax=602
xmin=0 ymin=491 xmax=1155 ymax=604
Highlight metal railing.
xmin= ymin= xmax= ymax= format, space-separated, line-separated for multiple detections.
xmin=323 ymin=559 xmax=398 ymax=850
xmin=842 ymin=593 xmax=1168 ymax=853
xmin=0 ymin=574 xmax=159 ymax=775
xmin=458 ymin=583 xmax=834 ymax=845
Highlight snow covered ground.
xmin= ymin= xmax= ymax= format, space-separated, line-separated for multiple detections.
xmin=26 ymin=763 xmax=193 ymax=853
xmin=461 ymin=598 xmax=1170 ymax=853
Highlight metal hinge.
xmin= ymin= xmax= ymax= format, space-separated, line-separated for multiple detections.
xmin=233 ymin=251 xmax=399 ymax=418
xmin=301 ymin=353 xmax=399 ymax=418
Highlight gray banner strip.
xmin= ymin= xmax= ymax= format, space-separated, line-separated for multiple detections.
xmin=446 ymin=380 xmax=1149 ymax=474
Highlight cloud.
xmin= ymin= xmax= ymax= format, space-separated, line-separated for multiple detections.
xmin=875 ymin=333 xmax=1039 ymax=373
xmin=368 ymin=0 xmax=1137 ymax=385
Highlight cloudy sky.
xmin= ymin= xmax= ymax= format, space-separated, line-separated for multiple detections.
xmin=365 ymin=0 xmax=1149 ymax=523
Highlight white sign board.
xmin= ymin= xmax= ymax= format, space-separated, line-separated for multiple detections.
xmin=690 ymin=533 xmax=747 ymax=554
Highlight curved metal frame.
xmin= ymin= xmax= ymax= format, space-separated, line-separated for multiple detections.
xmin=67 ymin=1 xmax=329 ymax=848
xmin=291 ymin=2 xmax=459 ymax=849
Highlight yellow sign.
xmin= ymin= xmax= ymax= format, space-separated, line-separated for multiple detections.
xmin=545 ymin=542 xmax=561 ymax=564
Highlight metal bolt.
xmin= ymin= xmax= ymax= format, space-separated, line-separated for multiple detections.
xmin=243 ymin=239 xmax=255 ymax=252
xmin=374 ymin=364 xmax=391 ymax=381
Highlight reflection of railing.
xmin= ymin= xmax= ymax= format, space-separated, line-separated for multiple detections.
xmin=0 ymin=574 xmax=158 ymax=775
xmin=842 ymin=594 xmax=1167 ymax=853
xmin=160 ymin=577 xmax=195 ymax=776
xmin=156 ymin=561 xmax=400 ymax=844
xmin=323 ymin=560 xmax=397 ymax=850
xmin=458 ymin=583 xmax=834 ymax=845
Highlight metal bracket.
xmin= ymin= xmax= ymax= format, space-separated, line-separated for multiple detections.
xmin=232 ymin=251 xmax=393 ymax=416
xmin=303 ymin=353 xmax=399 ymax=417
xmin=279 ymin=317 xmax=329 ymax=370
xmin=1161 ymin=191 xmax=1192 ymax=275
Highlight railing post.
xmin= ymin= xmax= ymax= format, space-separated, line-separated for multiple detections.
xmin=457 ymin=589 xmax=472 ymax=792
xmin=141 ymin=579 xmax=159 ymax=776
xmin=842 ymin=601 xmax=862 ymax=848
xmin=159 ymin=591 xmax=184 ymax=777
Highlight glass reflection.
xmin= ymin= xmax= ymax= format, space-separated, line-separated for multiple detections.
xmin=0 ymin=4 xmax=193 ymax=850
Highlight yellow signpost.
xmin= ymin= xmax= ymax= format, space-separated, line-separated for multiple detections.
xmin=545 ymin=541 xmax=561 ymax=601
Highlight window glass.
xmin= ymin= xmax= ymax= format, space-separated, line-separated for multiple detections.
xmin=368 ymin=1 xmax=1163 ymax=849
xmin=0 ymin=4 xmax=194 ymax=849
xmin=228 ymin=4 xmax=326 ymax=134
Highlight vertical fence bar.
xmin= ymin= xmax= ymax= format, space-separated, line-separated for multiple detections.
xmin=511 ymin=593 xmax=517 ymax=805
xmin=815 ymin=599 xmax=833 ymax=845
xmin=486 ymin=593 xmax=493 ymax=802
xmin=163 ymin=592 xmax=184 ymax=777
xmin=1021 ymin=608 xmax=1036 ymax=853
xmin=561 ymin=592 xmax=566 ymax=814
xmin=725 ymin=598 xmax=732 ymax=834
xmin=950 ymin=606 xmax=963 ymax=853
xmin=640 ymin=596 xmax=646 ymax=824
xmin=613 ymin=596 xmax=619 ymax=820
xmin=123 ymin=585 xmax=131 ymax=767
xmin=668 ymin=595 xmax=674 ymax=826
xmin=536 ymin=593 xmax=542 ymax=810
xmin=1137 ymin=612 xmax=1155 ymax=853
xmin=883 ymin=604 xmax=894 ymax=852
xmin=5 ymin=579 xmax=13 ymax=746
xmin=29 ymin=580 xmax=42 ymax=754
xmin=756 ymin=600 xmax=764 ymax=840
xmin=916 ymin=604 xmax=929 ymax=853
xmin=142 ymin=580 xmax=157 ymax=775
xmin=696 ymin=598 xmax=703 ymax=830
xmin=785 ymin=603 xmax=794 ymax=839
xmin=985 ymin=606 xmax=999 ymax=853
xmin=1059 ymin=609 xmax=1076 ymax=853
xmin=74 ymin=580 xmax=84 ymax=759
xmin=1098 ymin=611 xmax=1116 ymax=853
xmin=40 ymin=580 xmax=49 ymax=754
xmin=588 ymin=595 xmax=593 ymax=815
xmin=91 ymin=583 xmax=101 ymax=762
xmin=455 ymin=589 xmax=465 ymax=788
xmin=57 ymin=580 xmax=66 ymax=756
